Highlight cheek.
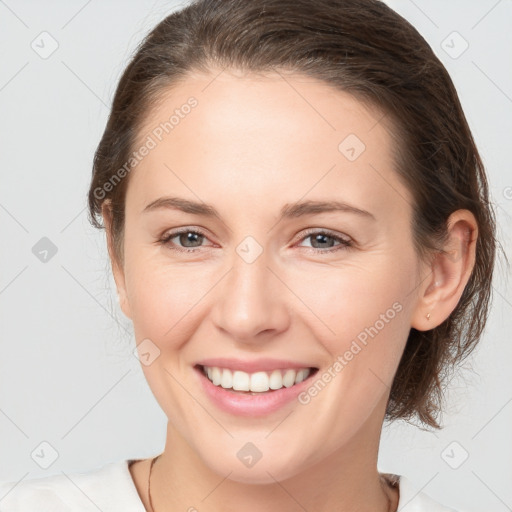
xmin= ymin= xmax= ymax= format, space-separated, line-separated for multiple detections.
xmin=124 ymin=255 xmax=216 ymax=343
xmin=289 ymin=253 xmax=416 ymax=372
xmin=287 ymin=260 xmax=416 ymax=442
xmin=123 ymin=258 xmax=215 ymax=412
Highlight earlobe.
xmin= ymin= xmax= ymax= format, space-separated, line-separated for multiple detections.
xmin=411 ymin=210 xmax=478 ymax=331
xmin=101 ymin=201 xmax=132 ymax=320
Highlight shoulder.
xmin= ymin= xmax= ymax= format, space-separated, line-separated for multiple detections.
xmin=0 ymin=459 xmax=145 ymax=512
xmin=395 ymin=474 xmax=467 ymax=512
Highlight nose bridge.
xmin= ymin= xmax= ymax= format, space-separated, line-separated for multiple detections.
xmin=212 ymin=237 xmax=289 ymax=341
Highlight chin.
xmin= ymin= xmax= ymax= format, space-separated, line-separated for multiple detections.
xmin=201 ymin=449 xmax=308 ymax=485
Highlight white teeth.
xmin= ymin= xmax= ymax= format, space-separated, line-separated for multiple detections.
xmin=282 ymin=369 xmax=296 ymax=388
xmin=220 ymin=368 xmax=233 ymax=389
xmin=295 ymin=369 xmax=308 ymax=384
xmin=211 ymin=367 xmax=222 ymax=386
xmin=202 ymin=366 xmax=312 ymax=392
xmin=269 ymin=369 xmax=283 ymax=390
xmin=250 ymin=372 xmax=270 ymax=392
xmin=232 ymin=371 xmax=250 ymax=391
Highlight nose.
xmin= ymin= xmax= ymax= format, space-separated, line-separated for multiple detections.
xmin=211 ymin=248 xmax=290 ymax=345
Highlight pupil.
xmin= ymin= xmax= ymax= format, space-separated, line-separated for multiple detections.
xmin=313 ymin=234 xmax=333 ymax=248
xmin=181 ymin=232 xmax=202 ymax=247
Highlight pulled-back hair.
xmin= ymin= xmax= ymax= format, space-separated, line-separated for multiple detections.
xmin=87 ymin=0 xmax=497 ymax=428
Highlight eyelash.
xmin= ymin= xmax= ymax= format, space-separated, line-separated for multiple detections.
xmin=157 ymin=227 xmax=353 ymax=254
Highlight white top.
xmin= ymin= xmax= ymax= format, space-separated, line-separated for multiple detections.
xmin=0 ymin=459 xmax=460 ymax=511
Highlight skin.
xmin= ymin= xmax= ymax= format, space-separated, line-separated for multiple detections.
xmin=102 ymin=68 xmax=478 ymax=512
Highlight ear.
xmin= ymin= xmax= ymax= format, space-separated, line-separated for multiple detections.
xmin=102 ymin=201 xmax=132 ymax=319
xmin=411 ymin=209 xmax=478 ymax=331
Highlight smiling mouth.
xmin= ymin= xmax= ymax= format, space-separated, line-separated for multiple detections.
xmin=196 ymin=365 xmax=319 ymax=394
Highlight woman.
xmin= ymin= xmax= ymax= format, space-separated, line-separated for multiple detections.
xmin=0 ymin=0 xmax=497 ymax=510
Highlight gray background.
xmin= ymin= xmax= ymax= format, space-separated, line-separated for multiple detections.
xmin=0 ymin=1 xmax=510 ymax=510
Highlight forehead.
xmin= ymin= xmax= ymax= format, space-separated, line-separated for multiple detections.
xmin=137 ymin=69 xmax=391 ymax=148
xmin=128 ymin=69 xmax=412 ymax=221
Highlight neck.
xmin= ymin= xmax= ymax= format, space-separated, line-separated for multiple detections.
xmin=149 ymin=406 xmax=397 ymax=512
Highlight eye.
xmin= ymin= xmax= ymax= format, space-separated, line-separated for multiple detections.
xmin=158 ymin=227 xmax=353 ymax=254
xmin=296 ymin=229 xmax=353 ymax=253
xmin=158 ymin=228 xmax=212 ymax=253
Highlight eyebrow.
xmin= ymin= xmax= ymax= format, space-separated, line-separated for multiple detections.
xmin=142 ymin=196 xmax=375 ymax=221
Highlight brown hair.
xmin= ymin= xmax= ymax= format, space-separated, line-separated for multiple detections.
xmin=87 ymin=0 xmax=497 ymax=428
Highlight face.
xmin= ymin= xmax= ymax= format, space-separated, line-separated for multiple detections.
xmin=110 ymin=69 xmax=426 ymax=484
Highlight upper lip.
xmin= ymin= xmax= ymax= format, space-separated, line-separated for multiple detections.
xmin=195 ymin=358 xmax=317 ymax=373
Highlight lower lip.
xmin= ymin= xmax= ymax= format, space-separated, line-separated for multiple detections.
xmin=195 ymin=366 xmax=317 ymax=417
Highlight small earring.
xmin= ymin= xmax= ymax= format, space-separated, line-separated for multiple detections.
xmin=426 ymin=312 xmax=431 ymax=320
